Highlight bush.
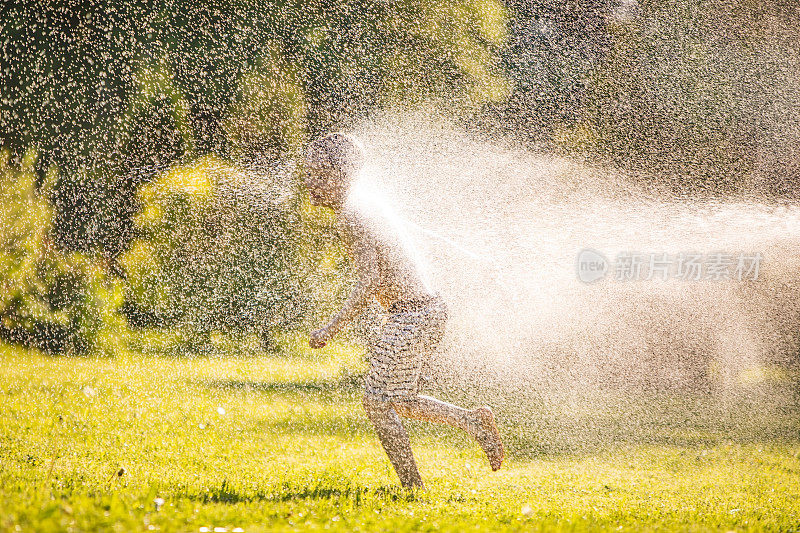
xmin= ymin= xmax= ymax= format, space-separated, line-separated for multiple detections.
xmin=0 ymin=149 xmax=126 ymax=355
xmin=120 ymin=155 xmax=308 ymax=348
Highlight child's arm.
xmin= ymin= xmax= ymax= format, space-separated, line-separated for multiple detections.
xmin=310 ymin=221 xmax=380 ymax=348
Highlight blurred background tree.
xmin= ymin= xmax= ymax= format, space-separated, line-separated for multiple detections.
xmin=0 ymin=148 xmax=126 ymax=355
xmin=497 ymin=0 xmax=800 ymax=196
xmin=1 ymin=0 xmax=510 ymax=347
xmin=1 ymin=0 xmax=509 ymax=256
xmin=2 ymin=0 xmax=800 ymax=352
xmin=482 ymin=0 xmax=612 ymax=142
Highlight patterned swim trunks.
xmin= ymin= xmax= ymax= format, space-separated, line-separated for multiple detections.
xmin=364 ymin=294 xmax=448 ymax=401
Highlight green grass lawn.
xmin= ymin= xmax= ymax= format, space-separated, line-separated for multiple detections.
xmin=2 ymin=333 xmax=800 ymax=532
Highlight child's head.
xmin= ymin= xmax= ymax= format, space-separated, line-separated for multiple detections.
xmin=303 ymin=132 xmax=364 ymax=208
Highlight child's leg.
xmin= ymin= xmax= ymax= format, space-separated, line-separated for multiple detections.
xmin=362 ymin=393 xmax=424 ymax=489
xmin=391 ymin=395 xmax=479 ymax=435
xmin=392 ymin=395 xmax=504 ymax=471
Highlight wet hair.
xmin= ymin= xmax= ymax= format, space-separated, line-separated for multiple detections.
xmin=306 ymin=132 xmax=365 ymax=177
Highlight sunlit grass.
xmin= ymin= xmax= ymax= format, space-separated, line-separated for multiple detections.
xmin=1 ymin=337 xmax=800 ymax=532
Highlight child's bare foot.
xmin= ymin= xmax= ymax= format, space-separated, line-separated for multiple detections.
xmin=473 ymin=406 xmax=504 ymax=471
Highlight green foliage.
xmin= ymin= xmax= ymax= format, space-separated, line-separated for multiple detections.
xmin=555 ymin=0 xmax=800 ymax=194
xmin=121 ymin=155 xmax=306 ymax=344
xmin=0 ymin=149 xmax=126 ymax=355
xmin=222 ymin=43 xmax=308 ymax=164
xmin=489 ymin=0 xmax=611 ymax=141
xmin=1 ymin=1 xmax=510 ymax=256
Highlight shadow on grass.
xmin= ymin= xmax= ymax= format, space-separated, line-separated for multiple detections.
xmin=195 ymin=374 xmax=364 ymax=395
xmin=184 ymin=478 xmax=421 ymax=505
xmin=191 ymin=374 xmax=373 ymax=437
xmin=191 ymin=376 xmax=504 ymax=444
xmin=192 ymin=373 xmax=800 ymax=461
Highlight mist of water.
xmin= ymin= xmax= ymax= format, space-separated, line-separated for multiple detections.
xmin=345 ymin=110 xmax=800 ymax=450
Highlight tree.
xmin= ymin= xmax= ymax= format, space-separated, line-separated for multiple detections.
xmin=0 ymin=148 xmax=125 ymax=355
xmin=1 ymin=0 xmax=511 ymax=256
xmin=554 ymin=0 xmax=800 ymax=195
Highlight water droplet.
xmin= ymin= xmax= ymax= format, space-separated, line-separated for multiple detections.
xmin=521 ymin=504 xmax=533 ymax=517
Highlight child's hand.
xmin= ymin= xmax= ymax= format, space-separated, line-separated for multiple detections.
xmin=309 ymin=326 xmax=332 ymax=349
